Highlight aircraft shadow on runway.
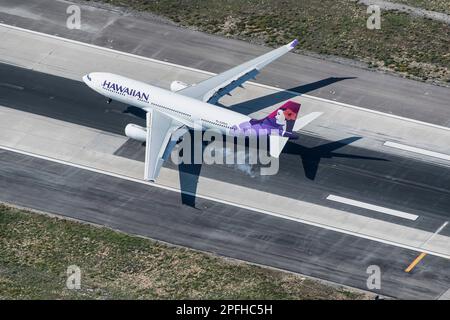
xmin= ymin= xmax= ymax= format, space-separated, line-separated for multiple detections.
xmin=116 ymin=121 xmax=388 ymax=206
xmin=121 ymin=77 xmax=389 ymax=205
xmin=123 ymin=106 xmax=147 ymax=120
xmin=177 ymin=133 xmax=205 ymax=207
xmin=173 ymin=135 xmax=389 ymax=207
xmin=283 ymin=136 xmax=388 ymax=180
xmin=226 ymin=77 xmax=356 ymax=115
xmin=125 ymin=77 xmax=356 ymax=121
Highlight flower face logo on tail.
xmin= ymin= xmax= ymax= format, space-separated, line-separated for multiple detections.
xmin=235 ymin=100 xmax=301 ymax=137
xmin=270 ymin=101 xmax=300 ymax=134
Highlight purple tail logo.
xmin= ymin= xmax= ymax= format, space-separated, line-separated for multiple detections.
xmin=262 ymin=100 xmax=300 ymax=134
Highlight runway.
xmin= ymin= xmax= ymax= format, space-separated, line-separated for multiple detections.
xmin=0 ymin=2 xmax=449 ymax=299
xmin=1 ymin=64 xmax=449 ymax=229
xmin=0 ymin=0 xmax=449 ymax=126
xmin=1 ymin=147 xmax=450 ymax=300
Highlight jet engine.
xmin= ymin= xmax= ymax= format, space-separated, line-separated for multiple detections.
xmin=170 ymin=80 xmax=189 ymax=92
xmin=125 ymin=124 xmax=147 ymax=142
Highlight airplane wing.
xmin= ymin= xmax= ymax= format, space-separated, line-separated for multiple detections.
xmin=178 ymin=39 xmax=299 ymax=104
xmin=144 ymin=110 xmax=187 ymax=181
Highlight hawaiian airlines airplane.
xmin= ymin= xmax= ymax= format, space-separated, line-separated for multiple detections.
xmin=83 ymin=39 xmax=322 ymax=181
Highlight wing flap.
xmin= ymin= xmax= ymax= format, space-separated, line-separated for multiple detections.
xmin=207 ymin=68 xmax=259 ymax=105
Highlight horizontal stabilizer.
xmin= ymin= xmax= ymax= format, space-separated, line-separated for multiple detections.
xmin=293 ymin=112 xmax=323 ymax=132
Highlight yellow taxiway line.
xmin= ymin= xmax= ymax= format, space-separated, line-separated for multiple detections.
xmin=405 ymin=252 xmax=427 ymax=273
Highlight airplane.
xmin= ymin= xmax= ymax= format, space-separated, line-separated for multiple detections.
xmin=82 ymin=39 xmax=323 ymax=181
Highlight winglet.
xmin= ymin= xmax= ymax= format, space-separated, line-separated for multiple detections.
xmin=288 ymin=38 xmax=299 ymax=49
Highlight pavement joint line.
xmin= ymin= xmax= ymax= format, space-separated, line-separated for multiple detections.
xmin=420 ymin=221 xmax=449 ymax=248
xmin=1 ymin=143 xmax=450 ymax=260
xmin=326 ymin=194 xmax=419 ymax=221
xmin=1 ymin=22 xmax=450 ymax=132
xmin=404 ymin=221 xmax=448 ymax=273
xmin=384 ymin=141 xmax=450 ymax=161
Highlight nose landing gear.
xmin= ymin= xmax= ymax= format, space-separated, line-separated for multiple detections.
xmin=106 ymin=98 xmax=112 ymax=104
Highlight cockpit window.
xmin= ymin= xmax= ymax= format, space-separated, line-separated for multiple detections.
xmin=86 ymin=74 xmax=92 ymax=81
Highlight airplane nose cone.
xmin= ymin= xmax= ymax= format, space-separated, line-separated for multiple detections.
xmin=82 ymin=74 xmax=91 ymax=84
xmin=83 ymin=74 xmax=97 ymax=90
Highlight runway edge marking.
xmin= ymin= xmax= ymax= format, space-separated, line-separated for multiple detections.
xmin=1 ymin=23 xmax=449 ymax=133
xmin=384 ymin=141 xmax=450 ymax=161
xmin=1 ymin=144 xmax=449 ymax=260
xmin=326 ymin=194 xmax=419 ymax=221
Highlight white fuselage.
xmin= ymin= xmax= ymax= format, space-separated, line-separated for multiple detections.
xmin=83 ymin=72 xmax=251 ymax=134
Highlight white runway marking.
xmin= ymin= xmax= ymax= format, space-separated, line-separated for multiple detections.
xmin=384 ymin=141 xmax=450 ymax=161
xmin=0 ymin=82 xmax=24 ymax=90
xmin=438 ymin=288 xmax=450 ymax=300
xmin=2 ymin=143 xmax=449 ymax=259
xmin=326 ymin=194 xmax=419 ymax=221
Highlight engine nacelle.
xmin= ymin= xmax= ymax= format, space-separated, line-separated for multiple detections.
xmin=125 ymin=124 xmax=147 ymax=142
xmin=170 ymin=80 xmax=189 ymax=92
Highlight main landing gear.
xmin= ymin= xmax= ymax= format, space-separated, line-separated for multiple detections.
xmin=106 ymin=98 xmax=112 ymax=104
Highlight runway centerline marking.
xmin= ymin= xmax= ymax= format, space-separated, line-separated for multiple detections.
xmin=326 ymin=195 xmax=419 ymax=221
xmin=384 ymin=141 xmax=450 ymax=161
xmin=1 ymin=143 xmax=449 ymax=259
xmin=405 ymin=221 xmax=448 ymax=273
xmin=1 ymin=22 xmax=450 ymax=132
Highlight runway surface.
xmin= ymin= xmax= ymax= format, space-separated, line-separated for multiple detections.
xmin=0 ymin=0 xmax=449 ymax=299
xmin=1 ymin=63 xmax=449 ymax=232
xmin=0 ymin=0 xmax=449 ymax=126
xmin=1 ymin=148 xmax=450 ymax=300
xmin=0 ymin=62 xmax=449 ymax=299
